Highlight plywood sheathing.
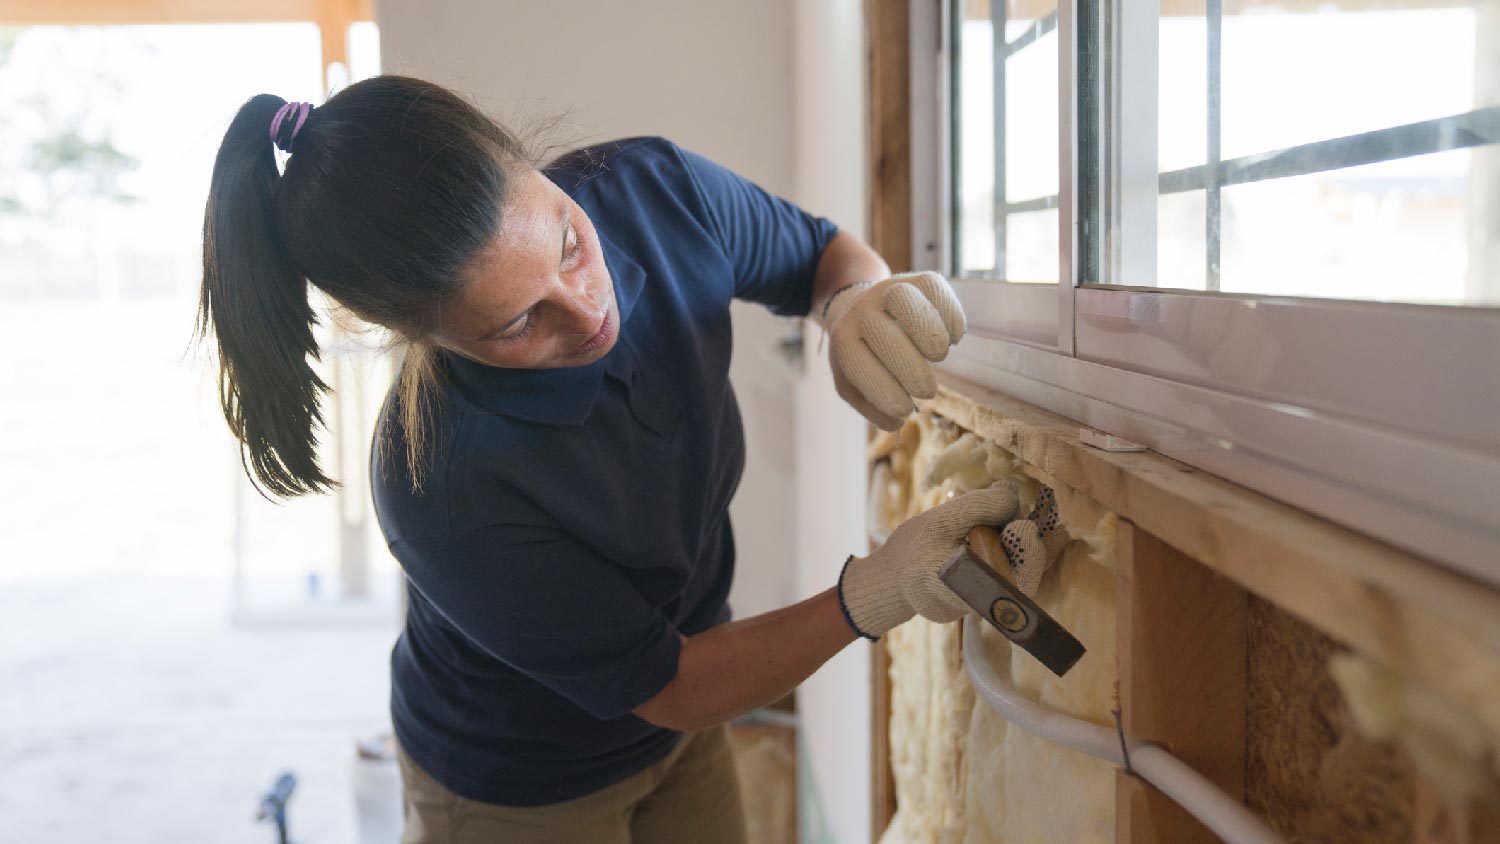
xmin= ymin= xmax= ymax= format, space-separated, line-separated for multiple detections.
xmin=921 ymin=374 xmax=1500 ymax=742
xmin=866 ymin=0 xmax=913 ymax=276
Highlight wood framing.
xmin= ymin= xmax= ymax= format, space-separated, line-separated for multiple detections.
xmin=866 ymin=0 xmax=913 ymax=274
xmin=1115 ymin=520 xmax=1248 ymax=844
xmin=867 ymin=2 xmax=912 ymax=841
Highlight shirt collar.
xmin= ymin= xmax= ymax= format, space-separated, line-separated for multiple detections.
xmin=443 ymin=230 xmax=647 ymax=426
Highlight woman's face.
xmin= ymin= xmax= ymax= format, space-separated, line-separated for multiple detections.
xmin=435 ymin=170 xmax=620 ymax=369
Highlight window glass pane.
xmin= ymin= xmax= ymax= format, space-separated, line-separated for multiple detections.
xmin=1138 ymin=1 xmax=1500 ymax=305
xmin=1004 ymin=207 xmax=1060 ymax=282
xmin=1158 ymin=14 xmax=1207 ymax=172
xmin=1005 ymin=29 xmax=1059 ymax=203
xmin=1157 ymin=190 xmax=1207 ymax=289
xmin=954 ymin=0 xmax=1060 ymax=282
xmin=999 ymin=0 xmax=1054 ymax=30
xmin=1219 ymin=149 xmax=1473 ymax=302
xmin=1219 ymin=4 xmax=1490 ymax=161
xmin=958 ymin=3 xmax=997 ymax=274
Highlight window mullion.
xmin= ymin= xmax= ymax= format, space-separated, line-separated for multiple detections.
xmin=1077 ymin=0 xmax=1103 ymax=288
xmin=1206 ymin=0 xmax=1223 ymax=290
xmin=992 ymin=0 xmax=1008 ymax=279
xmin=1059 ymin=0 xmax=1079 ymax=355
xmin=948 ymin=0 xmax=964 ymax=278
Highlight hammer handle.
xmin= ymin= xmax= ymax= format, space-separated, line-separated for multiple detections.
xmin=965 ymin=525 xmax=1018 ymax=585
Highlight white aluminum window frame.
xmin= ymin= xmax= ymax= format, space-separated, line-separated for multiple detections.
xmin=911 ymin=0 xmax=1500 ymax=584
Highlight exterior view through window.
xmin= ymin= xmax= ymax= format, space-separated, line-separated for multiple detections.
xmin=0 ymin=20 xmax=394 ymax=843
xmin=951 ymin=0 xmax=1500 ymax=306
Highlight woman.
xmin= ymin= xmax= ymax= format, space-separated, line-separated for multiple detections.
xmin=198 ymin=76 xmax=1053 ymax=843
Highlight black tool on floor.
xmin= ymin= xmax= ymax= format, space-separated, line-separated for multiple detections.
xmin=256 ymin=771 xmax=297 ymax=844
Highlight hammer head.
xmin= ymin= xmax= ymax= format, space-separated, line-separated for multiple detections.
xmin=939 ymin=546 xmax=1086 ymax=677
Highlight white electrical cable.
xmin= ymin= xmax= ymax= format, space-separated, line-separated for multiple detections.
xmin=961 ymin=615 xmax=1286 ymax=844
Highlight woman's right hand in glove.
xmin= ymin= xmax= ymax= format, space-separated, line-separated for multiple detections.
xmin=836 ymin=481 xmax=1020 ymax=640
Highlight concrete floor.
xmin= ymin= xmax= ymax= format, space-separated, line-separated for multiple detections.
xmin=0 ymin=575 xmax=399 ymax=844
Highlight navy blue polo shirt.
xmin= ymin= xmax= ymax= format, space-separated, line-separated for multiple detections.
xmin=370 ymin=137 xmax=839 ymax=807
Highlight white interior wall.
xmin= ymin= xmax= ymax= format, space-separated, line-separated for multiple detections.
xmin=373 ymin=0 xmax=800 ymax=621
xmin=790 ymin=3 xmax=873 ymax=844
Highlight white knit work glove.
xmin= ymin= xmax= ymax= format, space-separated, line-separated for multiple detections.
xmin=824 ymin=272 xmax=967 ymax=431
xmin=997 ymin=486 xmax=1070 ymax=596
xmin=837 ymin=481 xmax=1020 ymax=640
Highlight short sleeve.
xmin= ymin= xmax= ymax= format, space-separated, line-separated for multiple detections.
xmin=392 ymin=525 xmax=683 ymax=721
xmin=677 ymin=146 xmax=840 ymax=317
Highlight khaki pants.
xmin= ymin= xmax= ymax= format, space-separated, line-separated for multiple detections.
xmin=396 ymin=726 xmax=748 ymax=844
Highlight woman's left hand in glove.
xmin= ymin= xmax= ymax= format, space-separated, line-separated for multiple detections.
xmin=822 ymin=271 xmax=966 ymax=430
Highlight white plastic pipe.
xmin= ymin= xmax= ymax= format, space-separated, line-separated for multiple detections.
xmin=961 ymin=615 xmax=1287 ymax=844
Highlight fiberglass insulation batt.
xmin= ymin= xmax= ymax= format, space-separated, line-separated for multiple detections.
xmin=875 ymin=414 xmax=1119 ymax=844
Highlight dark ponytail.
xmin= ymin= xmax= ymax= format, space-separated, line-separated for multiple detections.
xmin=199 ymin=94 xmax=332 ymax=498
xmin=197 ymin=77 xmax=531 ymax=499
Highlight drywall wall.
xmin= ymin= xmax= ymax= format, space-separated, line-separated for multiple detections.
xmin=788 ymin=2 xmax=875 ymax=842
xmin=873 ymin=414 xmax=1119 ymax=844
xmin=374 ymin=0 xmax=795 ymax=198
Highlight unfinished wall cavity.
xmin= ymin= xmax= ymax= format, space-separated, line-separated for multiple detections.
xmin=870 ymin=404 xmax=1500 ymax=839
xmin=873 ymin=413 xmax=1119 ymax=844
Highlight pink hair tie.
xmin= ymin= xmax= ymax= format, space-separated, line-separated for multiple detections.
xmin=269 ymin=101 xmax=313 ymax=153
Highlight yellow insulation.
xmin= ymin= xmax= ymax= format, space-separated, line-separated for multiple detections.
xmin=875 ymin=414 xmax=1119 ymax=844
xmin=1329 ymin=652 xmax=1500 ymax=804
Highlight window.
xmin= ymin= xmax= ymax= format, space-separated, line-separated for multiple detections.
xmin=953 ymin=0 xmax=1061 ymax=282
xmin=917 ymin=0 xmax=1500 ymax=582
xmin=1131 ymin=2 xmax=1499 ymax=303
